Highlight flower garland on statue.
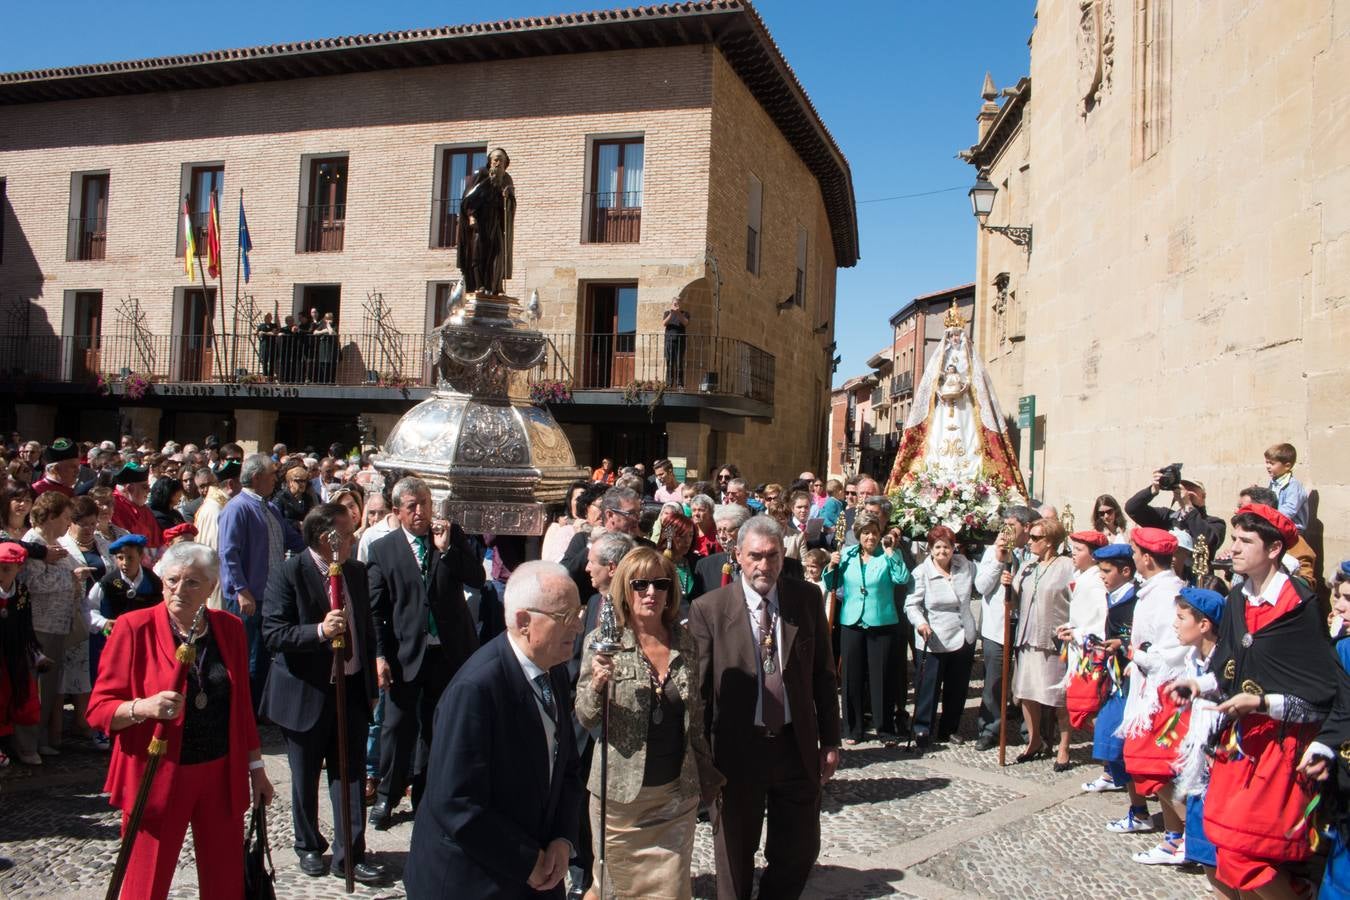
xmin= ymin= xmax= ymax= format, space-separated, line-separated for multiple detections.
xmin=889 ymin=466 xmax=1024 ymax=543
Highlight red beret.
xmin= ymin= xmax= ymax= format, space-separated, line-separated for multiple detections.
xmin=0 ymin=542 xmax=28 ymax=565
xmin=1069 ymin=530 xmax=1108 ymax=550
xmin=1235 ymin=503 xmax=1298 ymax=550
xmin=1131 ymin=526 xmax=1178 ymax=555
xmin=162 ymin=523 xmax=198 ymax=542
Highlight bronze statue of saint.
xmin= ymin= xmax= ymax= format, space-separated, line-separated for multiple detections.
xmin=457 ymin=147 xmax=516 ymax=295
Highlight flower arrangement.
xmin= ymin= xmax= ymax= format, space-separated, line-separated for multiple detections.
xmin=123 ymin=372 xmax=153 ymax=400
xmin=529 ymin=379 xmax=573 ymax=405
xmin=236 ymin=372 xmax=266 ymax=385
xmin=95 ymin=374 xmax=109 ymax=396
xmin=621 ymin=379 xmax=667 ymax=420
xmin=377 ymin=373 xmax=416 ymax=390
xmin=889 ymin=467 xmax=1025 ymax=542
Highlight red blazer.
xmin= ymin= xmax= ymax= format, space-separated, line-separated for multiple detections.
xmin=87 ymin=606 xmax=259 ymax=823
xmin=112 ymin=492 xmax=162 ymax=548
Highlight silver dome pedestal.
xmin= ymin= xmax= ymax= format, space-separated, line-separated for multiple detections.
xmin=373 ymin=292 xmax=585 ymax=536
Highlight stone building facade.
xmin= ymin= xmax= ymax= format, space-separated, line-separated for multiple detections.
xmin=0 ymin=1 xmax=857 ymax=480
xmin=967 ymin=1 xmax=1349 ymax=566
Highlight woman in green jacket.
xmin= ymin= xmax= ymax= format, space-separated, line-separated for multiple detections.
xmin=824 ymin=512 xmax=911 ymax=745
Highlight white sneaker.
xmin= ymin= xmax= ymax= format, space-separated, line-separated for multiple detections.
xmin=1106 ymin=811 xmax=1153 ymax=833
xmin=1133 ymin=838 xmax=1186 ymax=865
xmin=37 ymin=745 xmax=60 ymax=756
xmin=1082 ymin=774 xmax=1125 ymax=793
xmin=17 ymin=752 xmax=42 ymax=766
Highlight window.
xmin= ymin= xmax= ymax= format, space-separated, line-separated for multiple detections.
xmin=430 ymin=282 xmax=457 ymax=329
xmin=69 ymin=291 xmax=102 ymax=381
xmin=300 ymin=156 xmax=348 ymax=252
xmin=793 ymin=227 xmax=808 ymax=307
xmin=745 ymin=174 xmax=763 ymax=274
xmin=180 ymin=165 xmax=224 ymax=257
xmin=581 ymin=283 xmax=639 ymax=388
xmin=69 ymin=172 xmax=109 ymax=261
xmin=586 ymin=138 xmax=643 ymax=243
xmin=432 ymin=147 xmax=486 ymax=249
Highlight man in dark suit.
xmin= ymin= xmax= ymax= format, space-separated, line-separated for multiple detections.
xmin=688 ymin=515 xmax=841 ymax=900
xmin=367 ymin=477 xmax=484 ymax=829
xmin=405 ymin=561 xmax=583 ymax=899
xmin=691 ymin=505 xmax=803 ymax=601
xmin=559 ymin=486 xmax=651 ymax=601
xmin=261 ymin=503 xmax=387 ymax=884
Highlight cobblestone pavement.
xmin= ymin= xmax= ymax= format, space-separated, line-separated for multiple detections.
xmin=0 ymin=661 xmax=1213 ymax=899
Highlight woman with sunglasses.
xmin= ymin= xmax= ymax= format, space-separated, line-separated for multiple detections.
xmin=1092 ymin=494 xmax=1129 ymax=544
xmin=577 ymin=547 xmax=723 ymax=900
xmin=1005 ymin=517 xmax=1075 ymax=769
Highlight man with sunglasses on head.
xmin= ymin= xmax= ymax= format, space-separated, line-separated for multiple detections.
xmin=560 ymin=487 xmax=653 ymax=602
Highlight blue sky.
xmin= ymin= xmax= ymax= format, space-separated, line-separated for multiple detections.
xmin=1 ymin=0 xmax=1037 ymax=386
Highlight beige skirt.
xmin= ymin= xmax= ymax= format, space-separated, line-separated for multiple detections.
xmin=1013 ymin=645 xmax=1067 ymax=707
xmin=589 ymin=780 xmax=699 ymax=900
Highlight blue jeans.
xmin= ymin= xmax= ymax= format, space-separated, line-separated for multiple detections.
xmin=366 ymin=691 xmax=386 ymax=779
xmin=243 ymin=612 xmax=269 ymax=714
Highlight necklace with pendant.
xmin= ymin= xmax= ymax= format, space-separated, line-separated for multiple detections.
xmin=639 ymin=652 xmax=667 ymax=725
xmin=169 ymin=609 xmax=210 ymax=710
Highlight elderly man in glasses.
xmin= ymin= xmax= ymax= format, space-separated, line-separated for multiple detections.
xmin=560 ymin=487 xmax=654 ymax=603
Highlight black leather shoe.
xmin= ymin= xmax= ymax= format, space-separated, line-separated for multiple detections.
xmin=973 ymin=734 xmax=996 ymax=751
xmin=368 ymin=801 xmax=392 ymax=831
xmin=298 ymin=851 xmax=327 ymax=877
xmin=335 ymin=860 xmax=389 ymax=884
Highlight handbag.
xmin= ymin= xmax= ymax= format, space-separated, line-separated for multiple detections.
xmin=243 ymin=805 xmax=277 ymax=900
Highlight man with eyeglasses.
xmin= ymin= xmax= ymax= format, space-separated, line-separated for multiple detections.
xmin=688 ymin=516 xmax=840 ymax=899
xmin=407 ymin=561 xmax=584 ymax=899
xmin=367 ymin=477 xmax=485 ymax=831
xmin=560 ymin=487 xmax=652 ymax=602
xmin=715 ymin=464 xmax=740 ymax=504
xmin=971 ymin=505 xmax=1041 ymax=751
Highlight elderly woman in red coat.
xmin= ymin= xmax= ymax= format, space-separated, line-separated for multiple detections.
xmin=87 ymin=541 xmax=274 ymax=899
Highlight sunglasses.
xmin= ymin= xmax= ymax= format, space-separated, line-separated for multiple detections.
xmin=609 ymin=507 xmax=638 ymax=520
xmin=1029 ymin=532 xmax=1047 ymax=541
xmin=1097 ymin=508 xmax=1115 ymax=515
xmin=845 ymin=490 xmax=857 ymax=496
xmin=630 ymin=578 xmax=673 ymax=593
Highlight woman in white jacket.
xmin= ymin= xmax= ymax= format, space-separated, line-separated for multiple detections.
xmin=905 ymin=525 xmax=978 ymax=747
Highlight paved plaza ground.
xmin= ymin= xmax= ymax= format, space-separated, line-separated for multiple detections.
xmin=0 ymin=659 xmax=1211 ymax=899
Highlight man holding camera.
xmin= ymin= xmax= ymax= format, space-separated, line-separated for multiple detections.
xmin=1124 ymin=465 xmax=1226 ymax=551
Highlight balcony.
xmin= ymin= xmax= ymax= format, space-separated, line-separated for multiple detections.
xmin=69 ymin=216 xmax=107 ymax=261
xmin=299 ymin=204 xmax=345 ymax=252
xmin=891 ymin=370 xmax=914 ymax=398
xmin=429 ymin=197 xmax=463 ymax=249
xmin=584 ymin=192 xmax=641 ymax=244
xmin=0 ymin=330 xmax=775 ymax=412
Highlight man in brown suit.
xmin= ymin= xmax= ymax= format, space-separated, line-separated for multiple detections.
xmin=688 ymin=515 xmax=841 ymax=900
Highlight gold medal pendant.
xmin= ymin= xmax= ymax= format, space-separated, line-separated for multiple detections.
xmin=194 ymin=691 xmax=208 ymax=710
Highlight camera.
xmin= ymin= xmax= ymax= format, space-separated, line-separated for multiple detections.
xmin=1157 ymin=463 xmax=1184 ymax=492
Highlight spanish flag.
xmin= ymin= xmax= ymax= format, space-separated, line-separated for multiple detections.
xmin=182 ymin=198 xmax=196 ymax=280
xmin=206 ymin=191 xmax=222 ymax=279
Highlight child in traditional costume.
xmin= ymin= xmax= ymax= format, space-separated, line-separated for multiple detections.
xmin=1197 ymin=505 xmax=1343 ymax=896
xmin=1081 ymin=544 xmax=1138 ymax=805
xmin=1164 ymin=587 xmax=1225 ymax=887
xmin=0 ymin=542 xmax=47 ymax=767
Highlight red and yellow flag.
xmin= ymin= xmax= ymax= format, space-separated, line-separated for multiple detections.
xmin=206 ymin=191 xmax=222 ymax=279
xmin=182 ymin=199 xmax=196 ymax=280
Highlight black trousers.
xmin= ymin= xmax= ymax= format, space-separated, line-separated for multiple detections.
xmin=977 ymin=638 xmax=1027 ymax=742
xmin=282 ymin=673 xmax=370 ymax=869
xmin=840 ymin=623 xmax=899 ymax=740
xmin=377 ymin=648 xmax=451 ymax=810
xmin=713 ymin=729 xmax=818 ymax=900
xmin=911 ymin=641 xmax=976 ymax=739
xmin=664 ymin=332 xmax=686 ymax=386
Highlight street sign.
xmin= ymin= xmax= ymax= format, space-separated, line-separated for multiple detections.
xmin=1018 ymin=395 xmax=1035 ymax=429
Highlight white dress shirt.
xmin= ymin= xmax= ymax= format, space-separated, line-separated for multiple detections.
xmin=402 ymin=527 xmax=439 ymax=646
xmin=741 ymin=576 xmax=792 ymax=727
xmin=310 ymin=550 xmax=362 ymax=676
xmin=508 ymin=634 xmax=558 ymax=781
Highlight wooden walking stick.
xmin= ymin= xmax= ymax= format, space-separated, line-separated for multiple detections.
xmin=326 ymin=528 xmax=356 ymax=894
xmin=997 ymin=523 xmax=1017 ymax=768
xmin=105 ymin=606 xmax=204 ymax=900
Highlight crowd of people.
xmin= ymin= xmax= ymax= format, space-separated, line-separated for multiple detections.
xmin=1 ymin=431 xmax=1348 ymax=899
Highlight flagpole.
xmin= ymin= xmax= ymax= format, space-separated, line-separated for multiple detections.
xmin=191 ymin=194 xmax=224 ymax=383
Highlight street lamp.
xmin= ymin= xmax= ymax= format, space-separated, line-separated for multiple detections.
xmin=969 ymin=170 xmax=1032 ymax=250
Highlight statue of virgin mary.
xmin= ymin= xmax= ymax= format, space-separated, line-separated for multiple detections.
xmin=886 ymin=303 xmax=1027 ymax=494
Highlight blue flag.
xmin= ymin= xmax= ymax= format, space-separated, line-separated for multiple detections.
xmin=238 ymin=195 xmax=253 ymax=283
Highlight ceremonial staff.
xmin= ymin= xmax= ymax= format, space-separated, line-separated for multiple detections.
xmin=590 ymin=597 xmax=624 ymax=900
xmin=326 ymin=527 xmax=356 ymax=894
xmin=997 ymin=522 xmax=1017 ymax=768
xmin=825 ymin=512 xmax=848 ymax=632
xmin=105 ymin=606 xmax=204 ymax=900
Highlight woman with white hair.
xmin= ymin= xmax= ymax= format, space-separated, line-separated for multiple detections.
xmin=87 ymin=542 xmax=274 ymax=899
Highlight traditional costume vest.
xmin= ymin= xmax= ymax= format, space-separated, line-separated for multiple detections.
xmin=99 ymin=568 xmax=162 ymax=620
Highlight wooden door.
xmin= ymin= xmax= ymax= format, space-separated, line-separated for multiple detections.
xmin=308 ymin=158 xmax=347 ymax=251
xmin=79 ymin=174 xmax=109 ymax=260
xmin=179 ymin=289 xmax=215 ymax=381
xmin=72 ymin=291 xmax=102 ymax=380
